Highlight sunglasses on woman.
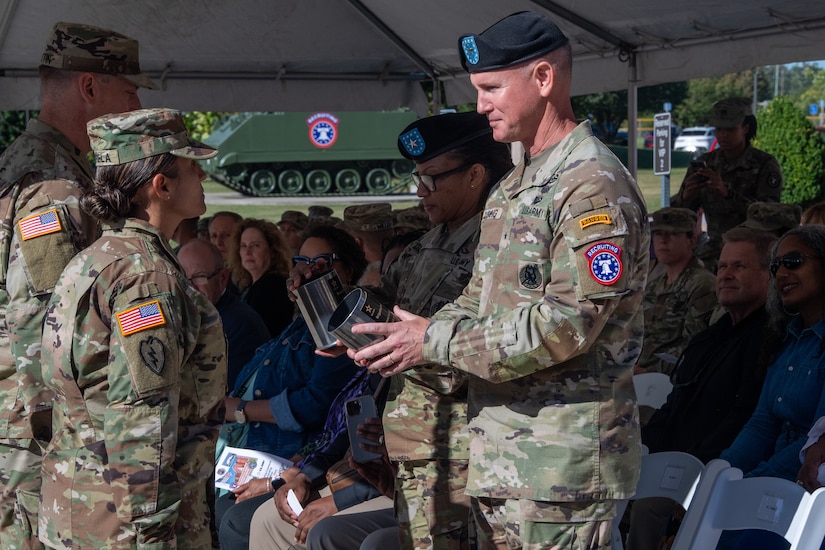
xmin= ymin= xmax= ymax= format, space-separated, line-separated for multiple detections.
xmin=292 ymin=253 xmax=338 ymax=269
xmin=769 ymin=252 xmax=821 ymax=277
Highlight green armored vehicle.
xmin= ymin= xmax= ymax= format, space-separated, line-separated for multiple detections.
xmin=202 ymin=110 xmax=419 ymax=196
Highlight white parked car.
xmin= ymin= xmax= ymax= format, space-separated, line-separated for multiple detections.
xmin=673 ymin=126 xmax=715 ymax=153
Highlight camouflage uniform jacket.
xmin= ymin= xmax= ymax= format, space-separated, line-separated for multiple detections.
xmin=671 ymin=145 xmax=783 ymax=262
xmin=39 ymin=218 xmax=227 ymax=550
xmin=0 ymin=118 xmax=98 ymax=446
xmin=369 ymin=216 xmax=479 ymax=461
xmin=423 ymin=121 xmax=650 ymax=502
xmin=637 ymin=256 xmax=717 ymax=375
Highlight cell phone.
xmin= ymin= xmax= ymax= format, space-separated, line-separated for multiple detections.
xmin=345 ymin=395 xmax=383 ymax=463
xmin=689 ymin=159 xmax=707 ymax=171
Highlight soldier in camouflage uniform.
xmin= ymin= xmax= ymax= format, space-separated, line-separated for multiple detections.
xmin=269 ymin=112 xmax=513 ymax=550
xmin=672 ymin=97 xmax=784 ymax=271
xmin=350 ymin=12 xmax=649 ymax=549
xmin=38 ymin=109 xmax=226 ymax=549
xmin=637 ymin=208 xmax=717 ymax=377
xmin=0 ymin=22 xmax=155 ymax=549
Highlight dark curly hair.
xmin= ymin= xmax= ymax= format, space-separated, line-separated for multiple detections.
xmin=229 ymin=218 xmax=292 ymax=290
xmin=81 ymin=153 xmax=179 ymax=222
xmin=302 ymin=225 xmax=368 ymax=284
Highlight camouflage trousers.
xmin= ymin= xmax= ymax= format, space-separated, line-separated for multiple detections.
xmin=394 ymin=458 xmax=471 ymax=550
xmin=471 ymin=497 xmax=617 ymax=550
xmin=0 ymin=440 xmax=44 ymax=550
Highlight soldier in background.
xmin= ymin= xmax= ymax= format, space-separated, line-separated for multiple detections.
xmin=277 ymin=210 xmax=309 ymax=255
xmin=209 ymin=210 xmax=243 ymax=263
xmin=672 ymin=97 xmax=784 ymax=271
xmin=343 ymin=203 xmax=394 ymax=286
xmin=0 ymin=21 xmax=155 ymax=547
xmin=39 ymin=108 xmax=226 ymax=549
xmin=350 ymin=11 xmax=649 ymax=549
xmin=636 ymin=208 xmax=717 ymax=376
xmin=739 ymin=201 xmax=801 ymax=237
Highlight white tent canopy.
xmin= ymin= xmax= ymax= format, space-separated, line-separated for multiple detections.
xmin=2 ymin=0 xmax=825 ymax=115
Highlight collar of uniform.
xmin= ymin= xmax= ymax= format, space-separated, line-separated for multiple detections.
xmin=503 ymin=120 xmax=592 ymax=199
xmin=102 ymin=217 xmax=182 ymax=268
xmin=26 ymin=117 xmax=94 ymax=179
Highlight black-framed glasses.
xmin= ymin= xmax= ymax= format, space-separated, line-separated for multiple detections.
xmin=292 ymin=253 xmax=339 ymax=269
xmin=411 ymin=162 xmax=475 ymax=192
xmin=769 ymin=252 xmax=821 ymax=277
xmin=188 ymin=268 xmax=223 ymax=286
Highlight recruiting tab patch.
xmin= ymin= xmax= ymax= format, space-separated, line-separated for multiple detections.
xmin=19 ymin=208 xmax=62 ymax=240
xmin=579 ymin=213 xmax=612 ymax=230
xmin=117 ymin=300 xmax=166 ymax=336
xmin=584 ymin=242 xmax=623 ymax=285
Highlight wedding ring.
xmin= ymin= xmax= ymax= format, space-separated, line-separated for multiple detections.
xmin=798 ymin=480 xmax=805 ymax=486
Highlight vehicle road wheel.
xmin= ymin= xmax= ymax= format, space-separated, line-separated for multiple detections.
xmin=278 ymin=169 xmax=304 ymax=194
xmin=249 ymin=169 xmax=277 ymax=195
xmin=335 ymin=169 xmax=361 ymax=194
xmin=306 ymin=170 xmax=332 ymax=195
xmin=366 ymin=168 xmax=392 ymax=193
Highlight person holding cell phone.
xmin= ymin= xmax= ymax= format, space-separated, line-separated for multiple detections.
xmin=672 ymin=97 xmax=784 ymax=272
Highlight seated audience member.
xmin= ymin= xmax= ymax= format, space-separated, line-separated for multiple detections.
xmin=637 ymin=208 xmax=717 ymax=377
xmin=197 ymin=215 xmax=212 ymax=240
xmin=229 ymin=218 xmax=295 ymax=337
xmin=392 ymin=205 xmax=431 ymax=235
xmin=343 ymin=203 xmax=395 ymax=286
xmin=380 ymin=229 xmax=427 ymax=276
xmin=802 ymin=201 xmax=825 ymax=226
xmin=178 ymin=239 xmax=269 ymax=390
xmin=627 ymin=227 xmax=777 ymax=550
xmin=718 ymin=224 xmax=825 ymax=549
xmin=172 ymin=216 xmax=199 ymax=251
xmin=216 ymin=226 xmax=367 ymax=535
xmin=278 ymin=210 xmax=310 ymax=255
xmin=739 ymin=201 xmax=802 ymax=237
xmin=209 ymin=210 xmax=243 ymax=262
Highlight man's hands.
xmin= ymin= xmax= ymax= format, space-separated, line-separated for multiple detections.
xmin=348 ymin=306 xmax=430 ymax=376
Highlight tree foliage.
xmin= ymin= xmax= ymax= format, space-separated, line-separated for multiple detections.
xmin=673 ymin=69 xmax=769 ymax=128
xmin=183 ymin=111 xmax=231 ymax=142
xmin=753 ymin=95 xmax=825 ymax=205
xmin=0 ymin=111 xmax=34 ymax=154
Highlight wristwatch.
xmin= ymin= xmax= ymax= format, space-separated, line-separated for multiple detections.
xmin=234 ymin=400 xmax=249 ymax=424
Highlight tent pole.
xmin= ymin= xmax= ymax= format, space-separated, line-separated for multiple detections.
xmin=627 ymin=52 xmax=638 ymax=179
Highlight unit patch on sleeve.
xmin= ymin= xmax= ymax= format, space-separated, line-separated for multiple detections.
xmin=18 ymin=208 xmax=62 ymax=240
xmin=139 ymin=336 xmax=166 ymax=375
xmin=584 ymin=242 xmax=623 ymax=285
xmin=116 ymin=300 xmax=167 ymax=336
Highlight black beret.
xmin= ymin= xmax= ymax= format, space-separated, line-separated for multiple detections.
xmin=397 ymin=112 xmax=493 ymax=162
xmin=459 ymin=11 xmax=569 ymax=73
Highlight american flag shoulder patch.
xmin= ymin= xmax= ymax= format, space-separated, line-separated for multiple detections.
xmin=19 ymin=208 xmax=62 ymax=240
xmin=116 ymin=300 xmax=166 ymax=336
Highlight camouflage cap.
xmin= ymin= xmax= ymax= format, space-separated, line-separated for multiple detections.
xmin=308 ymin=205 xmax=334 ymax=219
xmin=394 ymin=206 xmax=431 ymax=232
xmin=650 ymin=207 xmax=697 ymax=233
xmin=344 ymin=203 xmax=393 ymax=232
xmin=740 ymin=202 xmax=801 ymax=233
xmin=278 ymin=210 xmax=309 ymax=230
xmin=709 ymin=97 xmax=753 ymax=128
xmin=88 ymin=108 xmax=218 ymax=166
xmin=41 ymin=22 xmax=158 ymax=90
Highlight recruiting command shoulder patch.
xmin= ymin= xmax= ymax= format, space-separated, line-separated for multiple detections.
xmin=584 ymin=242 xmax=623 ymax=285
xmin=117 ymin=300 xmax=166 ymax=336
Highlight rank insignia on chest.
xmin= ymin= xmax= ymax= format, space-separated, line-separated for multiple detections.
xmin=584 ymin=242 xmax=623 ymax=285
xmin=19 ymin=208 xmax=62 ymax=240
xmin=116 ymin=300 xmax=166 ymax=336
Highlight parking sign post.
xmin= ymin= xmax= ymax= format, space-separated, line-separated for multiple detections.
xmin=653 ymin=112 xmax=672 ymax=207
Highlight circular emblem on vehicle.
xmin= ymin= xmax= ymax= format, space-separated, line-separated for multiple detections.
xmin=585 ymin=242 xmax=623 ymax=285
xmin=519 ymin=263 xmax=542 ymax=290
xmin=307 ymin=112 xmax=339 ymax=149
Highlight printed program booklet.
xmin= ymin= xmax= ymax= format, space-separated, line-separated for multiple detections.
xmin=215 ymin=446 xmax=293 ymax=490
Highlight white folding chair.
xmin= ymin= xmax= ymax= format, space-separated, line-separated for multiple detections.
xmin=633 ymin=372 xmax=674 ymax=410
xmin=611 ymin=452 xmax=729 ymax=550
xmin=671 ymin=466 xmax=825 ymax=550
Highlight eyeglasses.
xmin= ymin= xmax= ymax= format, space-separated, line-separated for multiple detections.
xmin=188 ymin=268 xmax=223 ymax=286
xmin=292 ymin=253 xmax=338 ymax=269
xmin=769 ymin=252 xmax=821 ymax=277
xmin=411 ymin=162 xmax=475 ymax=192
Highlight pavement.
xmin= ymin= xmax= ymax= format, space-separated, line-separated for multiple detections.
xmin=205 ymin=191 xmax=416 ymax=206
